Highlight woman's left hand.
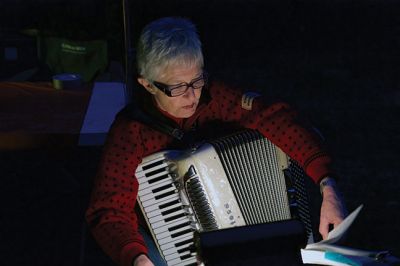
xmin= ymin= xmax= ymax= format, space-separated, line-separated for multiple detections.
xmin=319 ymin=184 xmax=348 ymax=239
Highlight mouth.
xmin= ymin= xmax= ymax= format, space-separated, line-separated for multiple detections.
xmin=183 ymin=103 xmax=196 ymax=109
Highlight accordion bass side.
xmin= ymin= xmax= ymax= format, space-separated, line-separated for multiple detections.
xmin=135 ymin=130 xmax=315 ymax=266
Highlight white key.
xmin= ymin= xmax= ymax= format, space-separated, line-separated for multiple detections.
xmin=142 ymin=193 xmax=179 ymax=208
xmin=165 ymin=249 xmax=189 ymax=261
xmin=156 ymin=225 xmax=191 ymax=240
xmin=154 ymin=217 xmax=189 ymax=234
xmin=153 ymin=216 xmax=189 ymax=231
xmin=160 ymin=234 xmax=194 ymax=251
xmin=137 ymin=170 xmax=170 ymax=185
xmin=173 ymin=257 xmax=198 ymax=266
xmin=159 ymin=231 xmax=194 ymax=245
xmin=163 ymin=241 xmax=193 ymax=256
xmin=150 ymin=212 xmax=187 ymax=228
xmin=140 ymin=185 xmax=177 ymax=202
xmin=147 ymin=202 xmax=183 ymax=218
xmin=167 ymin=252 xmax=195 ymax=265
xmin=145 ymin=197 xmax=181 ymax=213
xmin=140 ymin=160 xmax=168 ymax=170
xmin=138 ymin=176 xmax=173 ymax=191
xmin=138 ymin=179 xmax=173 ymax=197
xmin=149 ymin=208 xmax=185 ymax=224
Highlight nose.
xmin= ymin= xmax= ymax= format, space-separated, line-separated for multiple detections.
xmin=183 ymin=86 xmax=196 ymax=99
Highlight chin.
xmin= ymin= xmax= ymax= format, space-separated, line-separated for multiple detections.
xmin=178 ymin=109 xmax=196 ymax=118
xmin=179 ymin=112 xmax=195 ymax=118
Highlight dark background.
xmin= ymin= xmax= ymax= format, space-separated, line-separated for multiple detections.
xmin=1 ymin=0 xmax=399 ymax=265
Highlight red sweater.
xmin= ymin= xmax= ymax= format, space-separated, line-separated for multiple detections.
xmin=85 ymin=81 xmax=333 ymax=266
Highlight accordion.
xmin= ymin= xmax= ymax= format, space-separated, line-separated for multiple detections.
xmin=135 ymin=130 xmax=315 ymax=266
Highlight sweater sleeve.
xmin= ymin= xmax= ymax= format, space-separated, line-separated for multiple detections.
xmin=209 ymin=82 xmax=333 ymax=183
xmin=85 ymin=117 xmax=148 ymax=266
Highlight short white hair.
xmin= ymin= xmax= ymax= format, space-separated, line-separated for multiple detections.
xmin=136 ymin=17 xmax=204 ymax=81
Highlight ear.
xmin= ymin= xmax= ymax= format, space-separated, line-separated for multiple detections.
xmin=137 ymin=77 xmax=156 ymax=94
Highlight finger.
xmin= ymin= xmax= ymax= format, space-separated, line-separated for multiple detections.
xmin=333 ymin=219 xmax=343 ymax=229
xmin=319 ymin=219 xmax=329 ymax=240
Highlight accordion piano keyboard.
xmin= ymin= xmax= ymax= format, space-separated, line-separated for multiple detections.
xmin=136 ymin=152 xmax=198 ymax=266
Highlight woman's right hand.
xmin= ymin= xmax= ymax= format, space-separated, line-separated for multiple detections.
xmin=133 ymin=254 xmax=155 ymax=266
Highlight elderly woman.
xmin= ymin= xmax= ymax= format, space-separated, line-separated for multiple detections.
xmin=86 ymin=17 xmax=347 ymax=266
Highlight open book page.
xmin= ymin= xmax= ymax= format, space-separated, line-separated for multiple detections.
xmin=301 ymin=249 xmax=400 ymax=266
xmin=307 ymin=204 xmax=364 ymax=249
xmin=300 ymin=249 xmax=350 ymax=266
xmin=301 ymin=205 xmax=374 ymax=265
xmin=306 ymin=243 xmax=377 ymax=257
xmin=301 ymin=204 xmax=400 ymax=265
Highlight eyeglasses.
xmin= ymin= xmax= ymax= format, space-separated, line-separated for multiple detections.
xmin=152 ymin=72 xmax=208 ymax=97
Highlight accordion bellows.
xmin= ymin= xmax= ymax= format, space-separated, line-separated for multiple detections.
xmin=136 ymin=129 xmax=314 ymax=266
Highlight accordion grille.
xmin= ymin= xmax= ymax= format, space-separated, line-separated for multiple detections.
xmin=288 ymin=159 xmax=314 ymax=242
xmin=210 ymin=130 xmax=291 ymax=225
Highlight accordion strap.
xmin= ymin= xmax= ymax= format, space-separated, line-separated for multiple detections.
xmin=118 ymin=103 xmax=185 ymax=140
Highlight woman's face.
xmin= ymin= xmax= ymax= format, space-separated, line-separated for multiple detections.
xmin=139 ymin=64 xmax=203 ymax=118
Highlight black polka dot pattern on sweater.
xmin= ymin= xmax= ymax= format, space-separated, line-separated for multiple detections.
xmin=85 ymin=81 xmax=332 ymax=265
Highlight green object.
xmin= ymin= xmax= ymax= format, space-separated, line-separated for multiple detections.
xmin=42 ymin=37 xmax=108 ymax=82
xmin=325 ymin=252 xmax=360 ymax=266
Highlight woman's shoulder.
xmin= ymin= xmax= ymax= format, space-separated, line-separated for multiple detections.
xmin=107 ymin=110 xmax=147 ymax=140
xmin=208 ymin=80 xmax=243 ymax=99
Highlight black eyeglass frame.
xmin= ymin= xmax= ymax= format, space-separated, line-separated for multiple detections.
xmin=151 ymin=72 xmax=208 ymax=97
